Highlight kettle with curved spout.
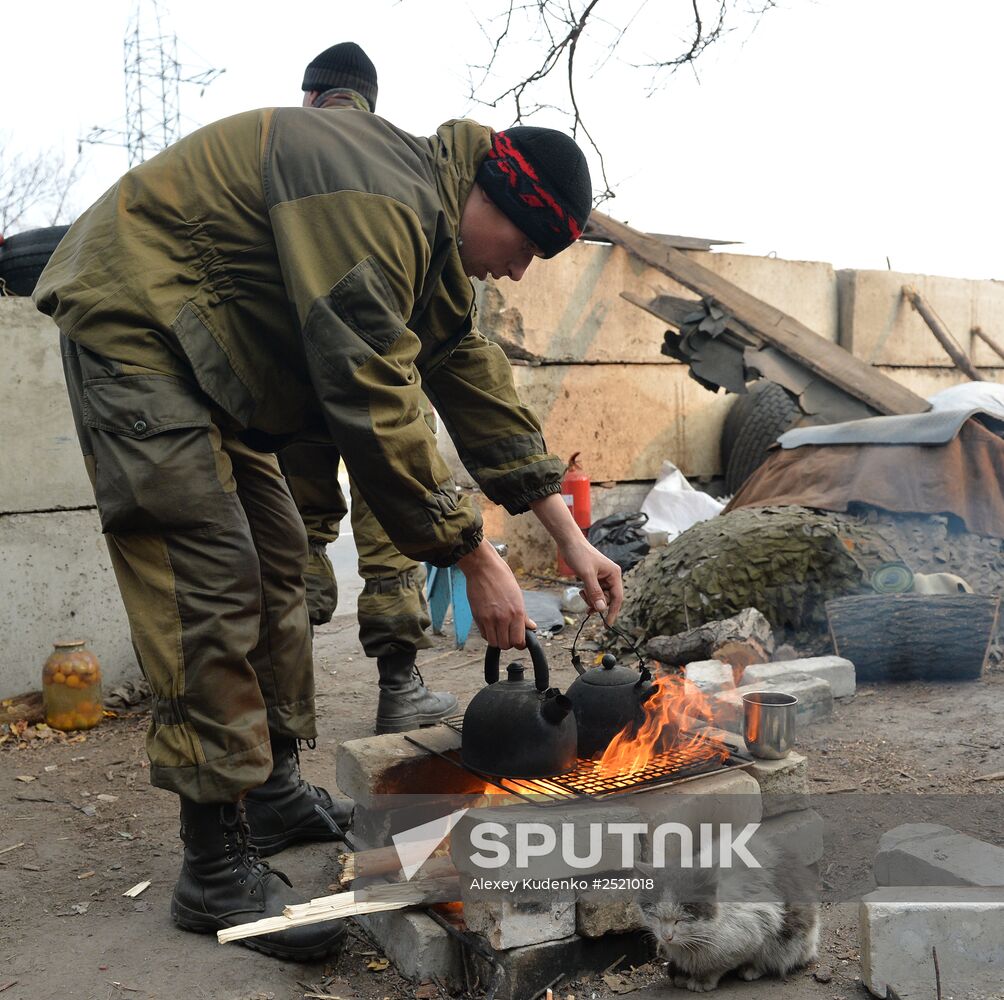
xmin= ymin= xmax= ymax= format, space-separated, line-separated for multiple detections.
xmin=461 ymin=631 xmax=578 ymax=779
xmin=566 ymin=653 xmax=657 ymax=758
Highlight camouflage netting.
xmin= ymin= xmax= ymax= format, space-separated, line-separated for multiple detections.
xmin=618 ymin=505 xmax=1004 ymax=662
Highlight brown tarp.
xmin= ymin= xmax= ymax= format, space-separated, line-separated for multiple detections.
xmin=726 ymin=418 xmax=1004 ymax=539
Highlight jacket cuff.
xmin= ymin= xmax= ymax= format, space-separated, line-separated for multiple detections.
xmin=430 ymin=525 xmax=484 ymax=568
xmin=501 ymin=478 xmax=563 ymax=516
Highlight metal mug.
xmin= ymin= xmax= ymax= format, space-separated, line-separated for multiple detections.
xmin=742 ymin=691 xmax=797 ymax=759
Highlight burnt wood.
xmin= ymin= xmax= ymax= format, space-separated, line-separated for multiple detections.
xmin=590 ymin=210 xmax=930 ymax=417
xmin=825 ymin=594 xmax=1000 ymax=681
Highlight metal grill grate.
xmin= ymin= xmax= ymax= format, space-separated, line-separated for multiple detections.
xmin=436 ymin=716 xmax=754 ymax=801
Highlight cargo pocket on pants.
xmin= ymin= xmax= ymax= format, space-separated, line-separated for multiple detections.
xmin=82 ymin=374 xmax=227 ymax=535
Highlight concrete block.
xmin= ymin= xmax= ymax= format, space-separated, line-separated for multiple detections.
xmin=684 ymin=660 xmax=735 ymax=694
xmin=859 ymin=887 xmax=1004 ymax=999
xmin=0 ymin=299 xmax=93 ymax=514
xmin=462 ymin=889 xmax=576 ymax=950
xmin=875 ymin=823 xmax=1004 ymax=888
xmin=747 ymin=751 xmax=810 ymax=818
xmin=0 ymin=509 xmax=137 ymax=698
xmin=742 ymin=656 xmax=856 ymax=698
xmin=356 ymin=907 xmax=463 ymax=984
xmin=450 ymin=801 xmax=645 ymax=881
xmin=349 ymin=799 xmax=469 ymax=851
xmin=336 ymin=727 xmax=483 ymax=807
xmin=471 ymin=929 xmax=656 ymax=1000
xmin=712 ymin=674 xmax=833 ymax=735
xmin=576 ymin=888 xmax=645 ymax=937
xmin=751 ymin=808 xmax=824 ymax=868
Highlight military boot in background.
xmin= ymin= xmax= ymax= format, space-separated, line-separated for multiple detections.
xmin=375 ymin=651 xmax=459 ymax=734
xmin=171 ymin=798 xmax=345 ymax=960
xmin=244 ymin=736 xmax=354 ymax=856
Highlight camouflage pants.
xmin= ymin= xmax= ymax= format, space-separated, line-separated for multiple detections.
xmin=61 ymin=338 xmax=315 ymax=803
xmin=279 ymin=437 xmax=433 ymax=661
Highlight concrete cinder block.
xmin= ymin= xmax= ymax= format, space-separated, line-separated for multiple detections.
xmin=462 ymin=889 xmax=576 ymax=950
xmin=576 ymin=888 xmax=645 ymax=937
xmin=712 ymin=674 xmax=834 ymax=734
xmin=0 ymin=509 xmax=137 ymax=698
xmin=685 ymin=660 xmax=736 ymax=694
xmin=875 ymin=823 xmax=1004 ymax=888
xmin=356 ymin=907 xmax=463 ymax=984
xmin=859 ymin=887 xmax=1004 ymax=1000
xmin=748 ymin=752 xmax=810 ymax=818
xmin=742 ymin=657 xmax=856 ymax=698
xmin=751 ymin=808 xmax=825 ymax=868
xmin=0 ymin=299 xmax=93 ymax=514
xmin=336 ymin=727 xmax=483 ymax=807
xmin=471 ymin=929 xmax=656 ymax=1000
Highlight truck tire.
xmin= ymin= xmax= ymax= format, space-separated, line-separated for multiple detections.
xmin=723 ymin=380 xmax=800 ymax=494
xmin=0 ymin=225 xmax=71 ymax=296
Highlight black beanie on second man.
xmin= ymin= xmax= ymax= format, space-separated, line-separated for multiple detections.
xmin=302 ymin=42 xmax=378 ymax=112
xmin=475 ymin=126 xmax=591 ymax=258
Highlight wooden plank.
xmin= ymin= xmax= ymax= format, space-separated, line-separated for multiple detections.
xmin=589 ymin=211 xmax=930 ymax=416
xmin=581 ymin=219 xmax=735 ymax=251
xmin=902 ymin=285 xmax=981 ymax=381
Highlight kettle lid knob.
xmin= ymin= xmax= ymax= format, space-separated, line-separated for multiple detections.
xmin=507 ymin=663 xmax=526 ymax=681
xmin=601 ymin=654 xmax=618 ymax=670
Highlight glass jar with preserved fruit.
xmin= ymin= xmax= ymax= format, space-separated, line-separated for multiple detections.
xmin=42 ymin=640 xmax=103 ymax=731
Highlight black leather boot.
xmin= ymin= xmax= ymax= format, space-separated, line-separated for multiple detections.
xmin=375 ymin=652 xmax=459 ymax=734
xmin=171 ymin=798 xmax=344 ymax=961
xmin=244 ymin=736 xmax=354 ymax=857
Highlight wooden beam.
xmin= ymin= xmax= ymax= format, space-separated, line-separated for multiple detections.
xmin=590 ymin=211 xmax=930 ymax=416
xmin=581 ymin=219 xmax=735 ymax=252
xmin=972 ymin=326 xmax=1004 ymax=365
xmin=902 ymin=286 xmax=981 ymax=381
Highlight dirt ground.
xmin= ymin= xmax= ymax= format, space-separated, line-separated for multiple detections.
xmin=2 ymin=603 xmax=1002 ymax=1000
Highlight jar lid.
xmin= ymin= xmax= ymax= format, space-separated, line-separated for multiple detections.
xmin=53 ymin=639 xmax=86 ymax=649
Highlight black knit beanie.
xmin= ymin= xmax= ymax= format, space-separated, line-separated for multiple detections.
xmin=475 ymin=126 xmax=591 ymax=258
xmin=302 ymin=42 xmax=378 ymax=112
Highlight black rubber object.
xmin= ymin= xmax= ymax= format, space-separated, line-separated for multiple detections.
xmin=0 ymin=225 xmax=71 ymax=296
xmin=722 ymin=380 xmax=801 ymax=494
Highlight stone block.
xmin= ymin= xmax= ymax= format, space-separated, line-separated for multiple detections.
xmin=875 ymin=823 xmax=1004 ymax=888
xmin=0 ymin=299 xmax=93 ymax=514
xmin=349 ymin=799 xmax=470 ymax=852
xmin=462 ymin=888 xmax=576 ymax=950
xmin=712 ymin=674 xmax=833 ymax=735
xmin=450 ymin=801 xmax=645 ymax=881
xmin=336 ymin=726 xmax=484 ymax=807
xmin=576 ymin=887 xmax=645 ymax=937
xmin=0 ymin=509 xmax=138 ymax=698
xmin=471 ymin=929 xmax=656 ymax=1000
xmin=859 ymin=887 xmax=1004 ymax=999
xmin=748 ymin=751 xmax=810 ymax=818
xmin=684 ymin=660 xmax=735 ymax=694
xmin=356 ymin=907 xmax=463 ymax=984
xmin=742 ymin=656 xmax=856 ymax=698
xmin=751 ymin=808 xmax=824 ymax=868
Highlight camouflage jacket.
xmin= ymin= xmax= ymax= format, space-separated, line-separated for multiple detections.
xmin=35 ymin=109 xmax=564 ymax=565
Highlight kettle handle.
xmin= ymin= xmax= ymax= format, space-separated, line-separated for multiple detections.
xmin=484 ymin=630 xmax=550 ymax=692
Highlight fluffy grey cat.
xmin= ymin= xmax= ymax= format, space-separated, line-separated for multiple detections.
xmin=637 ymin=850 xmax=819 ymax=992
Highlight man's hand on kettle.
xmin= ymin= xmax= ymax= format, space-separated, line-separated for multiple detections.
xmin=558 ymin=538 xmax=624 ymax=622
xmin=457 ymin=538 xmax=536 ymax=649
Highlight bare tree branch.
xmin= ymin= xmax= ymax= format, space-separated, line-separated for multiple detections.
xmin=0 ymin=137 xmax=83 ymax=234
xmin=467 ymin=0 xmax=781 ymax=204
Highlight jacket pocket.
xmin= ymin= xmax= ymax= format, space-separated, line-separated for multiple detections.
xmin=82 ymin=375 xmax=231 ymax=535
xmin=328 ymin=255 xmax=405 ymax=355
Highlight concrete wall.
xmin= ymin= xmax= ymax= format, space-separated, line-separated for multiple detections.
xmin=0 ymin=299 xmax=136 ymax=698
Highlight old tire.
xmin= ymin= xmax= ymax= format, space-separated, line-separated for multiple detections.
xmin=723 ymin=380 xmax=800 ymax=494
xmin=0 ymin=225 xmax=71 ymax=296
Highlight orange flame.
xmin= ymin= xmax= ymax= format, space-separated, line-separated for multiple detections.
xmin=594 ymin=672 xmax=728 ymax=779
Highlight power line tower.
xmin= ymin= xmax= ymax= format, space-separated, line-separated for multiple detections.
xmin=82 ymin=0 xmax=223 ymax=165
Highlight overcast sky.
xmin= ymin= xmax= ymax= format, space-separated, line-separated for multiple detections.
xmin=3 ymin=0 xmax=1002 ymax=280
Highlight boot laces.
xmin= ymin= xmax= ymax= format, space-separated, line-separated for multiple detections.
xmin=292 ymin=740 xmax=332 ymax=807
xmin=226 ymin=803 xmax=292 ymax=894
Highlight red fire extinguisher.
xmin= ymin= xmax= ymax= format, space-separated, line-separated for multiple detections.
xmin=558 ymin=452 xmax=591 ymax=576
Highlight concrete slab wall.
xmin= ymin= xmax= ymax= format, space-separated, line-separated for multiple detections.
xmin=1 ymin=299 xmax=94 ymax=513
xmin=0 ymin=300 xmax=136 ymax=698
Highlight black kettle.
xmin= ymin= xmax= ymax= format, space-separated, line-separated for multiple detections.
xmin=566 ymin=654 xmax=656 ymax=758
xmin=461 ymin=631 xmax=578 ymax=779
